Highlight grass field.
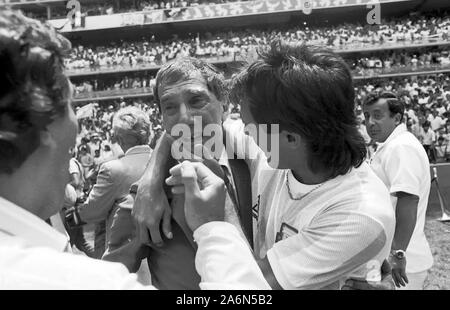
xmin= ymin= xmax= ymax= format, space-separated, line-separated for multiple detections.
xmin=424 ymin=164 xmax=450 ymax=289
xmin=424 ymin=218 xmax=450 ymax=289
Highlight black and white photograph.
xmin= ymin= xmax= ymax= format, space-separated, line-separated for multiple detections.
xmin=0 ymin=0 xmax=449 ymax=293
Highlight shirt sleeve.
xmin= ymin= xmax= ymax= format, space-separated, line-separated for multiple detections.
xmin=69 ymin=159 xmax=79 ymax=175
xmin=194 ymin=222 xmax=271 ymax=290
xmin=266 ymin=210 xmax=387 ymax=290
xmin=384 ymin=144 xmax=424 ymax=197
xmin=0 ymin=245 xmax=153 ymax=290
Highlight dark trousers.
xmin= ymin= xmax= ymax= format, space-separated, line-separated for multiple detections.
xmin=423 ymin=145 xmax=436 ymax=163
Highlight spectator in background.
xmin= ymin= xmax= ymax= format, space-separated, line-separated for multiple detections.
xmin=75 ymin=107 xmax=153 ymax=259
xmin=435 ymin=136 xmax=450 ymax=162
xmin=363 ymin=91 xmax=433 ymax=290
xmin=101 ymin=144 xmax=115 ymax=162
xmin=420 ymin=121 xmax=437 ymax=162
xmin=429 ymin=109 xmax=445 ymax=131
xmin=78 ymin=145 xmax=94 ymax=178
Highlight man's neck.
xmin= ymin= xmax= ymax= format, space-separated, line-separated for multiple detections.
xmin=290 ymin=165 xmax=331 ymax=185
xmin=0 ymin=174 xmax=45 ymax=220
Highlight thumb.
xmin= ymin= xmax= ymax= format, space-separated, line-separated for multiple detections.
xmin=180 ymin=161 xmax=201 ymax=199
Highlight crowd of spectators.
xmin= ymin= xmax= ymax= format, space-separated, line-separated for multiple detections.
xmin=73 ymin=74 xmax=156 ymax=96
xmin=72 ymin=72 xmax=450 ymax=166
xmin=71 ymin=48 xmax=450 ymax=97
xmin=350 ymin=48 xmax=450 ymax=76
xmin=72 ymin=99 xmax=162 ymax=183
xmin=22 ymin=0 xmax=247 ymax=21
xmin=65 ymin=11 xmax=450 ymax=73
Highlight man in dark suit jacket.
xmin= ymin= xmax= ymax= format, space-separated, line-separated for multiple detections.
xmin=115 ymin=58 xmax=254 ymax=289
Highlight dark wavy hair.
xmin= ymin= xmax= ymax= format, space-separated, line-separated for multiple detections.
xmin=230 ymin=39 xmax=367 ymax=178
xmin=0 ymin=9 xmax=72 ymax=174
xmin=153 ymin=57 xmax=228 ymax=110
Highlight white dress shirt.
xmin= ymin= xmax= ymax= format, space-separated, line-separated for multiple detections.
xmin=369 ymin=124 xmax=433 ymax=273
xmin=0 ymin=197 xmax=270 ymax=290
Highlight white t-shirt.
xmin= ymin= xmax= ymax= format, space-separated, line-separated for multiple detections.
xmin=369 ymin=124 xmax=433 ymax=273
xmin=421 ymin=128 xmax=436 ymax=145
xmin=224 ymin=119 xmax=395 ymax=289
xmin=430 ymin=116 xmax=445 ymax=131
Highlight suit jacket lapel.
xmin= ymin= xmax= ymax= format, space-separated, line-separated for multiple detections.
xmin=170 ymin=193 xmax=197 ymax=249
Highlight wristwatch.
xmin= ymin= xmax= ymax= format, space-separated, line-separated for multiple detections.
xmin=391 ymin=249 xmax=406 ymax=259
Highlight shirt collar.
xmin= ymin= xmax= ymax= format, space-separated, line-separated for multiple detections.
xmin=377 ymin=123 xmax=408 ymax=152
xmin=0 ymin=196 xmax=68 ymax=252
xmin=217 ymin=145 xmax=231 ymax=172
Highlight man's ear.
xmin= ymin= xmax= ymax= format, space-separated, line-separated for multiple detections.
xmin=395 ymin=113 xmax=402 ymax=125
xmin=281 ymin=130 xmax=301 ymax=149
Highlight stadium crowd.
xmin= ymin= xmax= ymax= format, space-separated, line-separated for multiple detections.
xmin=65 ymin=11 xmax=450 ymax=72
xmin=73 ymin=72 xmax=450 ymax=174
xmin=23 ymin=0 xmax=248 ymax=21
xmin=71 ymin=48 xmax=450 ymax=97
xmin=351 ymin=48 xmax=450 ymax=74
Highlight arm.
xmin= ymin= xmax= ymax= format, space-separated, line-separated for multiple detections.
xmin=384 ymin=144 xmax=425 ymax=287
xmin=195 ymin=222 xmax=271 ymax=290
xmin=69 ymin=172 xmax=82 ymax=191
xmin=392 ymin=192 xmax=419 ymax=252
xmin=256 ymin=211 xmax=387 ymax=290
xmin=132 ymin=132 xmax=175 ymax=245
xmin=389 ymin=191 xmax=419 ymax=287
xmin=167 ymin=162 xmax=387 ymax=290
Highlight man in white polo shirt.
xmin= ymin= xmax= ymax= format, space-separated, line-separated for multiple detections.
xmin=363 ymin=91 xmax=433 ymax=290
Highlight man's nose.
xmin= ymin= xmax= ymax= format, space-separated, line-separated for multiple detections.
xmin=367 ymin=116 xmax=376 ymax=126
xmin=178 ymin=103 xmax=194 ymax=123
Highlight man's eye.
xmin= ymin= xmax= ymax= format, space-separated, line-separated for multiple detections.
xmin=190 ymin=96 xmax=207 ymax=106
xmin=164 ymin=105 xmax=176 ymax=112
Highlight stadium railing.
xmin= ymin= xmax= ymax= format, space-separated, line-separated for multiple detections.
xmin=71 ymin=61 xmax=450 ymax=102
xmin=66 ymin=37 xmax=450 ymax=77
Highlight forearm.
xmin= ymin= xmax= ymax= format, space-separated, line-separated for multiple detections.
xmin=136 ymin=132 xmax=172 ymax=188
xmin=69 ymin=174 xmax=82 ymax=190
xmin=392 ymin=193 xmax=419 ymax=251
xmin=194 ymin=222 xmax=270 ymax=290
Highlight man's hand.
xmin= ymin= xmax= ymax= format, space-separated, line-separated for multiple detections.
xmin=166 ymin=161 xmax=226 ymax=232
xmin=342 ymin=259 xmax=396 ymax=290
xmin=389 ymin=253 xmax=408 ymax=288
xmin=132 ymin=181 xmax=172 ymax=246
xmin=131 ymin=133 xmax=173 ymax=246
